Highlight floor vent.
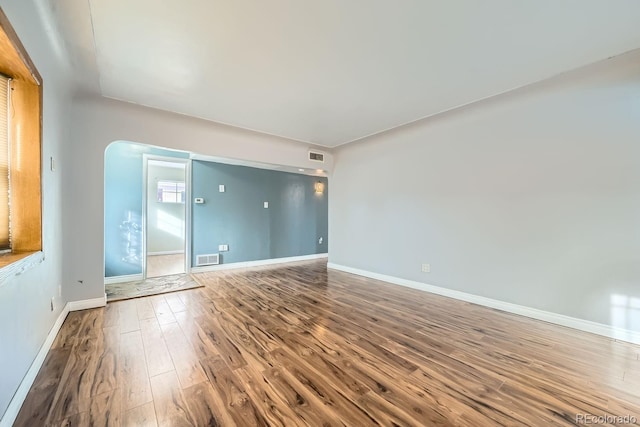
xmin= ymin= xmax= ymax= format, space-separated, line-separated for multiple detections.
xmin=308 ymin=151 xmax=325 ymax=162
xmin=196 ymin=253 xmax=219 ymax=266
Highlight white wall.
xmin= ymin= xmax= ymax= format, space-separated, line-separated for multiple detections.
xmin=64 ymin=96 xmax=333 ymax=302
xmin=0 ymin=0 xmax=72 ymax=420
xmin=330 ymin=51 xmax=640 ymax=331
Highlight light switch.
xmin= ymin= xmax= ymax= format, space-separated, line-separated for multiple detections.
xmin=263 ymin=202 xmax=269 ymax=208
xmin=219 ymin=185 xmax=225 ymax=192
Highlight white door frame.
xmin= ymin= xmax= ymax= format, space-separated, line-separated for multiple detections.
xmin=142 ymin=154 xmax=192 ymax=278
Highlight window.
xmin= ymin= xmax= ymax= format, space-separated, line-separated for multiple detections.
xmin=0 ymin=7 xmax=43 ymax=271
xmin=0 ymin=74 xmax=9 ymax=251
xmin=157 ymin=181 xmax=186 ymax=204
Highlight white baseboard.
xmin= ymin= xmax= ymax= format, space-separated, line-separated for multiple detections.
xmin=68 ymin=293 xmax=107 ymax=311
xmin=327 ymin=263 xmax=640 ymax=346
xmin=0 ymin=303 xmax=70 ymax=427
xmin=104 ymin=273 xmax=143 ymax=285
xmin=191 ymin=253 xmax=328 ymax=273
xmin=0 ymin=293 xmax=108 ymax=426
xmin=147 ymin=250 xmax=184 ymax=256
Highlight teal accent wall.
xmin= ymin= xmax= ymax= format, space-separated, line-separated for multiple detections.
xmin=104 ymin=142 xmax=328 ymax=276
xmin=191 ymin=161 xmax=328 ymax=266
xmin=104 ymin=141 xmax=188 ymax=277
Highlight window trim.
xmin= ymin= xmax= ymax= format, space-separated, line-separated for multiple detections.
xmin=0 ymin=6 xmax=44 ymax=281
xmin=157 ymin=180 xmax=186 ymax=204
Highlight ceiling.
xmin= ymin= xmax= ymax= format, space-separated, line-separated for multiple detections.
xmin=52 ymin=0 xmax=640 ymax=148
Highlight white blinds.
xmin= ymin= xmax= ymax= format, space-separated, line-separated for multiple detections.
xmin=0 ymin=75 xmax=10 ymax=249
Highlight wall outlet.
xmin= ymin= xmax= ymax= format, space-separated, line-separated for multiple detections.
xmin=219 ymin=185 xmax=225 ymax=192
xmin=263 ymin=202 xmax=269 ymax=208
xmin=421 ymin=263 xmax=431 ymax=273
xmin=50 ymin=297 xmax=54 ymax=311
xmin=318 ymin=237 xmax=323 ymax=244
xmin=218 ymin=244 xmax=229 ymax=251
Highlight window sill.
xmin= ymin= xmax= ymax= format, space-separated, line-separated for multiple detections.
xmin=0 ymin=251 xmax=44 ymax=285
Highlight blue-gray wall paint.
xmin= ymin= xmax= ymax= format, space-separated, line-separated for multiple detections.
xmin=191 ymin=161 xmax=328 ymax=266
xmin=104 ymin=141 xmax=188 ymax=277
xmin=105 ymin=142 xmax=328 ymax=276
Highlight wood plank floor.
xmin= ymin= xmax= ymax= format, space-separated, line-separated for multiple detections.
xmin=14 ymin=260 xmax=640 ymax=426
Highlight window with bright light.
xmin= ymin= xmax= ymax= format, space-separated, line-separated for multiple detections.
xmin=0 ymin=74 xmax=9 ymax=251
xmin=0 ymin=6 xmax=43 ymax=270
xmin=157 ymin=180 xmax=185 ymax=204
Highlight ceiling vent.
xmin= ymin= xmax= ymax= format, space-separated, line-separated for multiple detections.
xmin=195 ymin=253 xmax=219 ymax=266
xmin=308 ymin=151 xmax=325 ymax=163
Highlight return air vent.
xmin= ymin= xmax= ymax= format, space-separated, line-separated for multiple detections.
xmin=308 ymin=151 xmax=325 ymax=163
xmin=196 ymin=253 xmax=219 ymax=266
